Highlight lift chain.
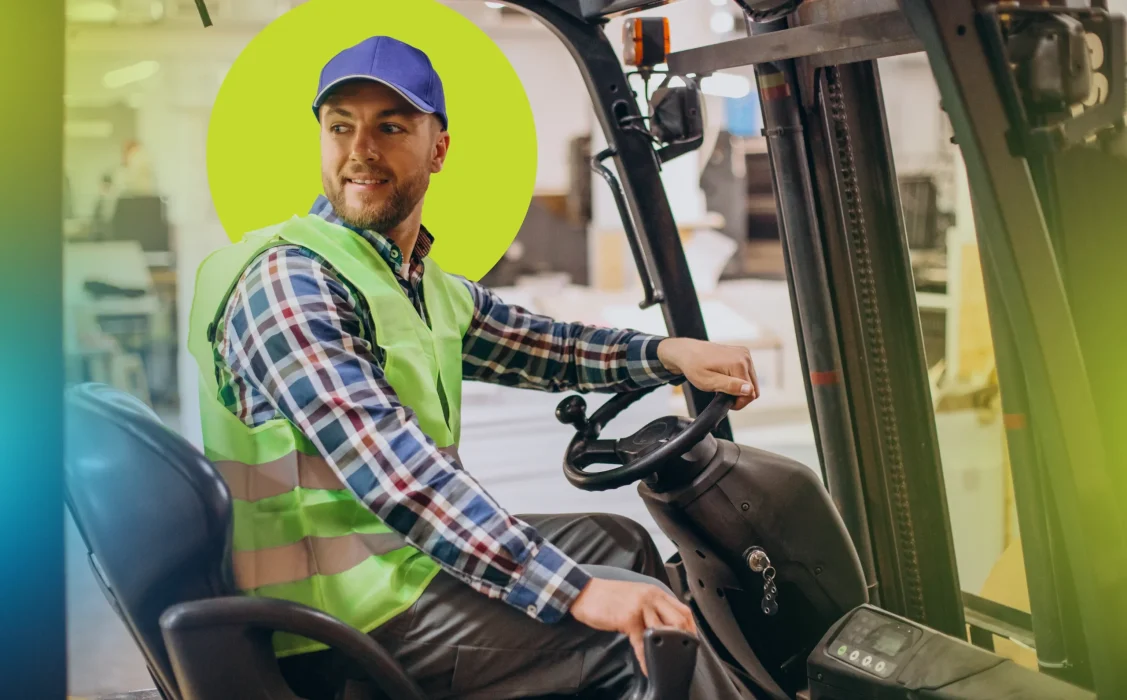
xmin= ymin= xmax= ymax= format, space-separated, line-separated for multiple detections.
xmin=824 ymin=69 xmax=926 ymax=622
xmin=746 ymin=546 xmax=780 ymax=616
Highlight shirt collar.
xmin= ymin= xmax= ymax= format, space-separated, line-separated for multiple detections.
xmin=309 ymin=194 xmax=434 ymax=277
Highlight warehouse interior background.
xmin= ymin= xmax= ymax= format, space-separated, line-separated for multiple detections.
xmin=61 ymin=0 xmax=1123 ymax=695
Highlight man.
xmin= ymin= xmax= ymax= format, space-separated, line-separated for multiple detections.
xmin=188 ymin=36 xmax=758 ymax=699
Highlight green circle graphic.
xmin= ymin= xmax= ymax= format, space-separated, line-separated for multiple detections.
xmin=207 ymin=0 xmax=537 ymax=280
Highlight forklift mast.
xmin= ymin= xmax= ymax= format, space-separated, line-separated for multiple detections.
xmin=493 ymin=0 xmax=1127 ymax=697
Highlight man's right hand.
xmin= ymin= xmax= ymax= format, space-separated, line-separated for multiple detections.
xmin=569 ymin=577 xmax=698 ymax=675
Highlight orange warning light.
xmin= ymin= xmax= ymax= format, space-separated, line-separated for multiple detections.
xmin=622 ymin=17 xmax=669 ymax=68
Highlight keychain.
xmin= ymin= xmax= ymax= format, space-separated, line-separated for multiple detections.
xmin=745 ymin=546 xmax=779 ymax=616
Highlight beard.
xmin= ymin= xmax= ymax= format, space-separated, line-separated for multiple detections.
xmin=324 ymin=165 xmax=430 ymax=233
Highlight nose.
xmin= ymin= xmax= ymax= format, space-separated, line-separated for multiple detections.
xmin=349 ymin=128 xmax=381 ymax=162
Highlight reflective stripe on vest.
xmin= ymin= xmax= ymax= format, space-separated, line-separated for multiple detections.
xmin=215 ymin=453 xmax=408 ymax=589
xmin=187 ymin=214 xmax=475 ymax=658
xmin=217 ymin=445 xmax=462 ymax=503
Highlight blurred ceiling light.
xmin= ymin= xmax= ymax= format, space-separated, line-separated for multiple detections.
xmin=103 ymin=60 xmax=160 ymax=89
xmin=67 ymin=1 xmax=119 ymax=22
xmin=710 ymin=0 xmax=728 ymax=5
xmin=485 ymin=2 xmax=504 ymax=7
xmin=701 ymin=72 xmax=751 ymax=99
xmin=65 ymin=120 xmax=114 ymax=139
xmin=150 ymin=0 xmax=165 ymax=20
xmin=710 ymin=10 xmax=735 ymax=34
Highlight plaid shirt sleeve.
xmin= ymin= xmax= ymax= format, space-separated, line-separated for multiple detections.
xmin=219 ymin=248 xmax=674 ymax=625
xmin=460 ymin=278 xmax=680 ymax=390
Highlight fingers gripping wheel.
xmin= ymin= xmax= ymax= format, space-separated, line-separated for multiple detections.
xmin=556 ymin=386 xmax=734 ymax=491
xmin=628 ymin=628 xmax=700 ymax=700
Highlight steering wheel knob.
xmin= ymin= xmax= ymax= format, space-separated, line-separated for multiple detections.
xmin=555 ymin=395 xmax=588 ymax=429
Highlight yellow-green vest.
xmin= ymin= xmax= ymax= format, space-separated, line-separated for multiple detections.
xmin=187 ymin=213 xmax=474 ymax=657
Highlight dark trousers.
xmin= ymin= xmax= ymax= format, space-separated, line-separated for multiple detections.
xmin=280 ymin=513 xmax=747 ymax=699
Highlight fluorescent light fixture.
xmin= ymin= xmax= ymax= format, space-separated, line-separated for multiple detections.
xmin=67 ymin=1 xmax=119 ymax=22
xmin=485 ymin=2 xmax=504 ymax=7
xmin=710 ymin=10 xmax=735 ymax=34
xmin=65 ymin=120 xmax=114 ymax=139
xmin=103 ymin=60 xmax=160 ymax=89
xmin=710 ymin=0 xmax=728 ymax=5
xmin=701 ymin=72 xmax=751 ymax=99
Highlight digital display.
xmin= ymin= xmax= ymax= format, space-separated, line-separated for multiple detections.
xmin=868 ymin=627 xmax=909 ymax=657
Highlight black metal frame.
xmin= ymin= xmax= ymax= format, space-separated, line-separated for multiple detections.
xmin=721 ymin=5 xmax=964 ymax=639
xmin=194 ymin=0 xmax=213 ymax=27
xmin=902 ymin=0 xmax=1127 ymax=696
xmin=742 ymin=16 xmax=880 ymax=608
xmin=962 ymin=592 xmax=1036 ymax=651
xmin=668 ymin=2 xmax=921 ymax=75
xmin=500 ymin=0 xmax=733 ymax=438
xmin=815 ymin=57 xmax=965 ymax=638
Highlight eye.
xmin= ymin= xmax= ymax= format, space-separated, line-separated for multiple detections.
xmin=330 ymin=123 xmax=350 ymax=134
xmin=381 ymin=123 xmax=405 ymax=134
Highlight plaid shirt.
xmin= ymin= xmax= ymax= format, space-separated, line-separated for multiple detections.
xmin=215 ymin=195 xmax=679 ymax=624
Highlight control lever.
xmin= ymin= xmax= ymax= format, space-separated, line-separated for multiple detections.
xmin=627 ymin=628 xmax=699 ymax=700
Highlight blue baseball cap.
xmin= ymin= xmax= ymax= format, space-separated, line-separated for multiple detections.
xmin=312 ymin=36 xmax=447 ymax=130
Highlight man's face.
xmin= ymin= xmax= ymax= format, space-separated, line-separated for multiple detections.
xmin=319 ymin=81 xmax=448 ymax=233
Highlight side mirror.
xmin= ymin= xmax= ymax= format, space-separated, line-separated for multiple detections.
xmin=649 ymin=76 xmax=705 ymax=163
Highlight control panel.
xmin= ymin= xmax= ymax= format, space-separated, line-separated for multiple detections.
xmin=822 ymin=607 xmax=922 ymax=681
xmin=807 ymin=605 xmax=1096 ymax=700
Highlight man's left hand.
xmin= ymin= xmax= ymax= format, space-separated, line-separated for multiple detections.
xmin=657 ymin=337 xmax=759 ymax=410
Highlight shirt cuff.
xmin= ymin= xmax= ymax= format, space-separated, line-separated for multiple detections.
xmin=627 ymin=334 xmax=681 ymax=388
xmin=502 ymin=540 xmax=593 ymax=624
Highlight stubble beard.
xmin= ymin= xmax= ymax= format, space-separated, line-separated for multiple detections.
xmin=326 ymin=166 xmax=430 ymax=234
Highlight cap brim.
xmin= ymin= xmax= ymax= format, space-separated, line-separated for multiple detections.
xmin=312 ymin=75 xmax=436 ymax=118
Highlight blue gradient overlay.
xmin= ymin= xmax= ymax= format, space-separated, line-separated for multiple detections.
xmin=0 ymin=2 xmax=68 ymax=697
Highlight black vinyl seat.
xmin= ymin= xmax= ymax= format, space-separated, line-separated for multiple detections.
xmin=63 ymin=382 xmax=428 ymax=700
xmin=64 ymin=382 xmax=693 ymax=700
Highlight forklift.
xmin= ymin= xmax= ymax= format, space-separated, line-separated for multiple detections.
xmin=20 ymin=0 xmax=1127 ymax=698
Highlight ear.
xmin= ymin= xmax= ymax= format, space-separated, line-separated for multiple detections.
xmin=431 ymin=129 xmax=450 ymax=174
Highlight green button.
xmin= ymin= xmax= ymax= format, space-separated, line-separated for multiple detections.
xmin=837 ymin=644 xmax=849 ymax=657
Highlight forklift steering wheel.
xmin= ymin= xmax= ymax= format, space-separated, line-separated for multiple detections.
xmin=555 ymin=386 xmax=734 ymax=491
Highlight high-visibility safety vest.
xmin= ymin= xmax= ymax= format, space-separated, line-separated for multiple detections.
xmin=187 ymin=213 xmax=474 ymax=657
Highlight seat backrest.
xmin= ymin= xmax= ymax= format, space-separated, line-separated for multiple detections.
xmin=64 ymin=383 xmax=237 ymax=699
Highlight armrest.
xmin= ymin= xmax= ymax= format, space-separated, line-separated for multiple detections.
xmin=159 ymin=596 xmax=427 ymax=700
xmin=628 ymin=628 xmax=700 ymax=700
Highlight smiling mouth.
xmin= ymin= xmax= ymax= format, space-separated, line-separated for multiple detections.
xmin=345 ymin=177 xmax=390 ymax=189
